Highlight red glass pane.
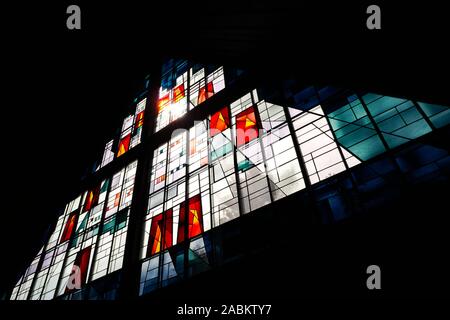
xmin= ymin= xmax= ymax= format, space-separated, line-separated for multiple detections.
xmin=210 ymin=107 xmax=230 ymax=137
xmin=65 ymin=246 xmax=91 ymax=293
xmin=177 ymin=195 xmax=203 ymax=244
xmin=117 ymin=134 xmax=131 ymax=157
xmin=236 ymin=106 xmax=259 ymax=146
xmin=60 ymin=211 xmax=78 ymax=243
xmin=158 ymin=93 xmax=170 ymax=113
xmin=173 ymin=84 xmax=185 ymax=103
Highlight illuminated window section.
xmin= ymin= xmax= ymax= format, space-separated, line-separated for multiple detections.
xmin=188 ymin=167 xmax=212 ymax=232
xmin=362 ymin=94 xmax=432 ymax=149
xmin=130 ymin=98 xmax=146 ymax=148
xmin=261 ymin=122 xmax=306 ymax=200
xmin=96 ymin=98 xmax=146 ymax=168
xmin=189 ymin=120 xmax=209 ymax=173
xmin=325 ymin=95 xmax=385 ymax=162
xmin=235 ymin=106 xmax=259 ymax=147
xmin=155 ymin=64 xmax=226 ymax=132
xmin=167 ymin=131 xmax=187 ymax=184
xmin=105 ymin=170 xmax=124 ymax=219
xmin=149 ymin=143 xmax=168 ymax=194
xmin=13 ymin=61 xmax=450 ymax=301
xmin=189 ymin=66 xmax=225 ymax=110
xmin=10 ymin=160 xmax=139 ymax=300
xmin=178 ymin=195 xmax=204 ymax=243
xmin=39 ymin=198 xmax=81 ymax=300
xmin=100 ymin=140 xmax=115 ymax=168
xmin=210 ymin=106 xmax=230 ymax=137
xmin=13 ymin=247 xmax=44 ymax=300
xmin=155 ymin=67 xmax=188 ymax=132
xmin=291 ymin=105 xmax=360 ymax=184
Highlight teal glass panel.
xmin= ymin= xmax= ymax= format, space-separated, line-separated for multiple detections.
xmin=335 ymin=109 xmax=356 ymax=123
xmin=396 ymin=100 xmax=414 ymax=112
xmin=334 ymin=123 xmax=360 ymax=139
xmin=400 ymin=107 xmax=422 ymax=124
xmin=377 ymin=114 xmax=405 ymax=133
xmin=76 ymin=215 xmax=88 ymax=233
xmin=237 ymin=159 xmax=253 ymax=171
xmin=361 ymin=93 xmax=382 ymax=105
xmin=366 ymin=96 xmax=407 ymax=117
xmin=373 ymin=108 xmax=397 ymax=123
xmin=418 ymin=102 xmax=450 ymax=128
xmin=382 ymin=133 xmax=409 ymax=149
xmin=347 ymin=135 xmax=386 ymax=161
xmin=352 ymin=104 xmax=366 ymax=119
xmin=418 ymin=102 xmax=448 ymax=117
xmin=354 ymin=116 xmax=372 ymax=127
xmin=338 ymin=127 xmax=377 ymax=148
xmin=210 ymin=143 xmax=232 ymax=161
xmin=392 ymin=119 xmax=431 ymax=140
xmin=102 ymin=217 xmax=116 ymax=235
xmin=430 ymin=109 xmax=450 ymax=128
xmin=116 ymin=210 xmax=128 ymax=230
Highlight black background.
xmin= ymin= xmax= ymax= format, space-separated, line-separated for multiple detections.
xmin=1 ymin=0 xmax=450 ymax=308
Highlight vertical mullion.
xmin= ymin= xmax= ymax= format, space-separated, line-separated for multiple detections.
xmin=118 ymin=61 xmax=160 ymax=299
xmin=183 ymin=62 xmax=191 ymax=280
xmin=230 ymin=106 xmax=245 ymax=217
xmin=282 ymin=105 xmax=312 ymax=188
xmin=251 ymin=97 xmax=275 ymax=204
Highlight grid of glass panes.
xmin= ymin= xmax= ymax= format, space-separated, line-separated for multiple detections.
xmin=11 ymin=161 xmax=138 ymax=300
